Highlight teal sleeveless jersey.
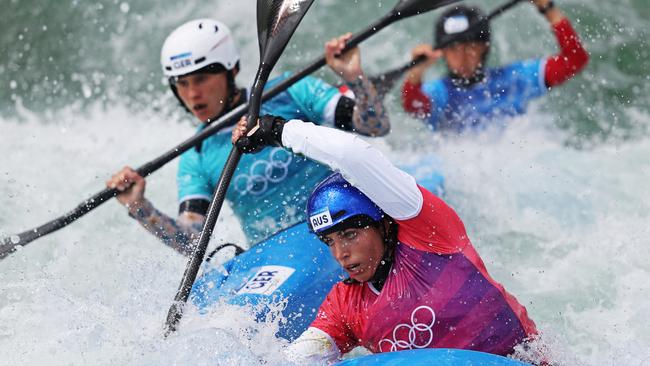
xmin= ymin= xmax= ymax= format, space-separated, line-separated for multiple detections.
xmin=177 ymin=73 xmax=340 ymax=244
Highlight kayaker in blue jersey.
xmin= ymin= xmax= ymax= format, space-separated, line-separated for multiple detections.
xmin=106 ymin=19 xmax=389 ymax=255
xmin=402 ymin=0 xmax=589 ymax=132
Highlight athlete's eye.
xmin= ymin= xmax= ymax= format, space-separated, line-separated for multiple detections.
xmin=343 ymin=229 xmax=357 ymax=240
xmin=176 ymin=78 xmax=189 ymax=88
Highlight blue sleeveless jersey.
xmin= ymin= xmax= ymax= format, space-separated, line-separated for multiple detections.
xmin=177 ymin=73 xmax=339 ymax=244
xmin=422 ymin=59 xmax=547 ymax=132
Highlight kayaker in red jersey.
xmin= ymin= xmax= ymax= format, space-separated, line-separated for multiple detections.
xmin=402 ymin=0 xmax=589 ymax=132
xmin=232 ymin=116 xmax=539 ymax=364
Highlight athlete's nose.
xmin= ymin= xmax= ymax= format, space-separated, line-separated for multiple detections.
xmin=187 ymin=81 xmax=202 ymax=100
xmin=331 ymin=241 xmax=350 ymax=263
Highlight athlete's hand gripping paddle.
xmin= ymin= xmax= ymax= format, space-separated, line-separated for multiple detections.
xmin=0 ymin=0 xmax=459 ymax=261
xmin=370 ymin=0 xmax=527 ymax=96
xmin=162 ymin=0 xmax=464 ymax=337
xmin=163 ymin=0 xmax=316 ymax=336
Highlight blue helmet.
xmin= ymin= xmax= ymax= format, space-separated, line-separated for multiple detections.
xmin=307 ymin=173 xmax=385 ymax=235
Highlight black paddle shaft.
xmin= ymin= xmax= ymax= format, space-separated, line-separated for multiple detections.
xmin=162 ymin=0 xmax=460 ymax=336
xmin=0 ymin=0 xmax=459 ymax=260
xmin=371 ymin=0 xmax=527 ymax=91
xmin=163 ymin=0 xmax=315 ymax=336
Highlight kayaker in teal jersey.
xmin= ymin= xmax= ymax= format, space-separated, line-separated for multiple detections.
xmin=402 ymin=0 xmax=589 ymax=132
xmin=106 ymin=19 xmax=389 ymax=255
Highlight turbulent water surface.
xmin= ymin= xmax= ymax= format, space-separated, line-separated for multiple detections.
xmin=1 ymin=0 xmax=649 ymax=365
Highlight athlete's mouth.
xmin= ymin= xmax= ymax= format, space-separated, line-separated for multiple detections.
xmin=345 ymin=263 xmax=361 ymax=273
xmin=193 ymin=104 xmax=207 ymax=112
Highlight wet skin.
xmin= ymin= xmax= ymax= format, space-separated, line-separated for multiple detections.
xmin=175 ymin=72 xmax=231 ymax=122
xmin=322 ymin=226 xmax=385 ymax=283
xmin=443 ymin=42 xmax=489 ymax=79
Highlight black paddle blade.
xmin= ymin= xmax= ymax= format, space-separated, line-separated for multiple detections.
xmin=371 ymin=0 xmax=526 ymax=96
xmin=257 ymin=0 xmax=315 ymax=65
xmin=392 ymin=0 xmax=461 ymax=20
xmin=163 ymin=0 xmax=316 ymax=337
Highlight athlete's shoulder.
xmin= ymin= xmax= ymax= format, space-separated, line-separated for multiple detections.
xmin=178 ymin=142 xmax=200 ymax=166
xmin=491 ymin=59 xmax=544 ymax=78
xmin=421 ymin=78 xmax=447 ymax=94
xmin=421 ymin=78 xmax=449 ymax=108
xmin=396 ymin=185 xmax=470 ymax=255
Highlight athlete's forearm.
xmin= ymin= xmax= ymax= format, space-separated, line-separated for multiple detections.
xmin=544 ymin=17 xmax=589 ymax=87
xmin=282 ymin=120 xmax=422 ymax=220
xmin=128 ymin=199 xmax=203 ymax=256
xmin=347 ymin=75 xmax=390 ymax=137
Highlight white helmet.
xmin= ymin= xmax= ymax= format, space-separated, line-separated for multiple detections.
xmin=160 ymin=19 xmax=240 ymax=78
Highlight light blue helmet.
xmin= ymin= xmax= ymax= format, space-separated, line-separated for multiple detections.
xmin=307 ymin=173 xmax=384 ymax=235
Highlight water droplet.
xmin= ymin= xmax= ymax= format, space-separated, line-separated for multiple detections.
xmin=10 ymin=235 xmax=20 ymax=244
xmin=120 ymin=2 xmax=130 ymax=13
xmin=9 ymin=80 xmax=17 ymax=89
xmin=82 ymin=84 xmax=92 ymax=98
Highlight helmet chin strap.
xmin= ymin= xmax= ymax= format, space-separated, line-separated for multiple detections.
xmin=449 ymin=67 xmax=486 ymax=87
xmin=218 ymin=70 xmax=241 ymax=121
xmin=205 ymin=69 xmax=244 ymax=126
xmin=368 ymin=220 xmax=398 ymax=291
xmin=341 ymin=219 xmax=397 ymax=290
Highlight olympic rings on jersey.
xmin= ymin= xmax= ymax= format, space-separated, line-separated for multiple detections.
xmin=234 ymin=147 xmax=293 ymax=196
xmin=378 ymin=305 xmax=436 ymax=352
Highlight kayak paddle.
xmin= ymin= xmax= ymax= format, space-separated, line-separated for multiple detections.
xmin=370 ymin=0 xmax=528 ymax=96
xmin=163 ymin=0 xmax=316 ymax=336
xmin=0 ymin=0 xmax=459 ymax=260
xmin=161 ymin=0 xmax=461 ymax=336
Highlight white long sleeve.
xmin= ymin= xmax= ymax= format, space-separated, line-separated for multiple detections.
xmin=281 ymin=120 xmax=423 ymax=220
xmin=284 ymin=327 xmax=340 ymax=365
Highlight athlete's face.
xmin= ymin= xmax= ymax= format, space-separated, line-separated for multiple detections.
xmin=175 ymin=72 xmax=230 ymax=122
xmin=443 ymin=42 xmax=488 ymax=79
xmin=323 ymin=226 xmax=385 ymax=283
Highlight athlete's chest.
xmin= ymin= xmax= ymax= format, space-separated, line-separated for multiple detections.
xmin=351 ymin=245 xmax=517 ymax=354
xmin=446 ymin=78 xmax=519 ymax=113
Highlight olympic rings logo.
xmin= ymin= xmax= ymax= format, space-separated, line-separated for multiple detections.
xmin=378 ymin=306 xmax=436 ymax=352
xmin=234 ymin=147 xmax=293 ymax=196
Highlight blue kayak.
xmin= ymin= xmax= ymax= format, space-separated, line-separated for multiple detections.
xmin=336 ymin=348 xmax=532 ymax=366
xmin=191 ymin=221 xmax=344 ymax=341
xmin=190 ymin=160 xmax=445 ymax=341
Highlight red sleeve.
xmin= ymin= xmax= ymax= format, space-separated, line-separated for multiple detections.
xmin=401 ymin=80 xmax=432 ymax=117
xmin=544 ymin=18 xmax=589 ymax=87
xmin=396 ymin=186 xmax=472 ymax=255
xmin=309 ymin=283 xmax=360 ymax=354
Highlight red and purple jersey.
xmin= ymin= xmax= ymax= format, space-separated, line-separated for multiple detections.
xmin=310 ymin=186 xmax=538 ymax=356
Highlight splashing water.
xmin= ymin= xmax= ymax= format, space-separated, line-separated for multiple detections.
xmin=1 ymin=0 xmax=649 ymax=365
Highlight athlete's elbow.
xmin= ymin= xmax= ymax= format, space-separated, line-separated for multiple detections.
xmin=576 ymin=49 xmax=590 ymax=72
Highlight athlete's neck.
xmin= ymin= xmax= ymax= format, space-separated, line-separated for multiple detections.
xmin=449 ymin=67 xmax=486 ymax=87
xmin=369 ymin=246 xmax=395 ymax=292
